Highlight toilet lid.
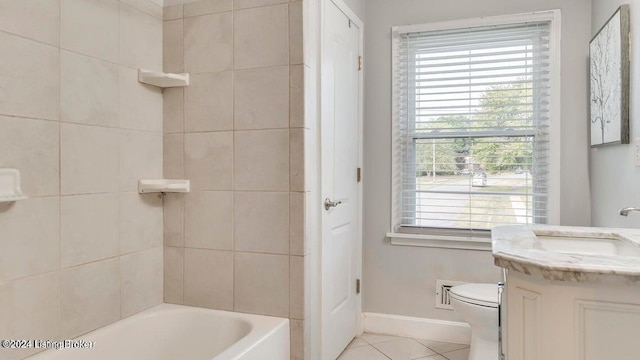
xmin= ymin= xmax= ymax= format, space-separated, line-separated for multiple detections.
xmin=449 ymin=283 xmax=499 ymax=308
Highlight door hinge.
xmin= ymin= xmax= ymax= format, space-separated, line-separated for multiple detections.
xmin=357 ymin=167 xmax=362 ymax=182
xmin=358 ymin=56 xmax=363 ymax=71
xmin=356 ymin=279 xmax=361 ymax=294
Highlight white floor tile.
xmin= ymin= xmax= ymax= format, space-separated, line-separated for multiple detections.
xmin=415 ymin=339 xmax=469 ymax=354
xmin=361 ymin=332 xmax=403 ymax=344
xmin=373 ymin=338 xmax=437 ymax=359
xmin=346 ymin=337 xmax=369 ymax=349
xmin=441 ymin=347 xmax=470 ymax=360
xmin=337 ymin=345 xmax=390 ymax=360
xmin=416 ymin=355 xmax=448 ymax=360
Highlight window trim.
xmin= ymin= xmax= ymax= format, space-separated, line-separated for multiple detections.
xmin=389 ymin=10 xmax=562 ymax=250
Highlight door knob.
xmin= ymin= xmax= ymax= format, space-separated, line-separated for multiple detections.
xmin=324 ymin=198 xmax=342 ymax=210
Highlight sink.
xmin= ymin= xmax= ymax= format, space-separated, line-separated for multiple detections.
xmin=535 ymin=236 xmax=640 ymax=257
xmin=492 ymin=225 xmax=640 ymax=282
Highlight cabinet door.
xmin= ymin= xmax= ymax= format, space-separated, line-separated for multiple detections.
xmin=506 ymin=286 xmax=541 ymax=360
xmin=576 ymin=300 xmax=640 ymax=360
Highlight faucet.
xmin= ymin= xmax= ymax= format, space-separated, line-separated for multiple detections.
xmin=619 ymin=207 xmax=640 ymax=216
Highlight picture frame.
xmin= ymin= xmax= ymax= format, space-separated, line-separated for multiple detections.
xmin=589 ymin=4 xmax=630 ymax=147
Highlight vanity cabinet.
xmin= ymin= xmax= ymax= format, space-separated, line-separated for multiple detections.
xmin=492 ymin=225 xmax=640 ymax=360
xmin=504 ymin=271 xmax=640 ymax=360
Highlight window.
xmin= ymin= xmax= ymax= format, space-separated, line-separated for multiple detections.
xmin=390 ymin=12 xmax=560 ymax=246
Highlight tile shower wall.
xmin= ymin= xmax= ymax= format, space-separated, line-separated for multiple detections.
xmin=0 ymin=1 xmax=164 ymax=359
xmin=161 ymin=0 xmax=309 ymax=358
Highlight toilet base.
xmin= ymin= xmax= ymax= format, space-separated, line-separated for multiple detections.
xmin=468 ymin=330 xmax=498 ymax=360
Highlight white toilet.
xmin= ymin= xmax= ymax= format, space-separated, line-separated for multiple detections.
xmin=449 ymin=283 xmax=499 ymax=360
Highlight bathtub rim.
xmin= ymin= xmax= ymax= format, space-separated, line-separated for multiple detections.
xmin=27 ymin=303 xmax=290 ymax=360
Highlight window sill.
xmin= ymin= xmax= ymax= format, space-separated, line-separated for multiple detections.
xmin=386 ymin=232 xmax=492 ymax=251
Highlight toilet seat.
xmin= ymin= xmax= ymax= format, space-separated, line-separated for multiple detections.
xmin=449 ymin=283 xmax=499 ymax=308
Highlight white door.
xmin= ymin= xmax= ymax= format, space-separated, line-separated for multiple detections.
xmin=321 ymin=1 xmax=362 ymax=359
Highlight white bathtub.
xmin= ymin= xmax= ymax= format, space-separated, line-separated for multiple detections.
xmin=28 ymin=304 xmax=290 ymax=360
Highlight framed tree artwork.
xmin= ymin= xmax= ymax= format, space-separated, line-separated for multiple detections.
xmin=589 ymin=4 xmax=630 ymax=147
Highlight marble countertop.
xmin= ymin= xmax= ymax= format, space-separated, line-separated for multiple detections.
xmin=492 ymin=225 xmax=640 ymax=283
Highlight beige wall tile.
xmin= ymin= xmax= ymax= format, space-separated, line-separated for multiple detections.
xmin=61 ymin=51 xmax=119 ymax=127
xmin=0 ymin=272 xmax=60 ymax=360
xmin=61 ymin=194 xmax=119 ymax=268
xmin=121 ymin=247 xmax=163 ymax=317
xmin=164 ymin=246 xmax=184 ymax=304
xmin=0 ymin=32 xmax=59 ymax=121
xmin=163 ymin=88 xmax=184 ymax=133
xmin=0 ymin=198 xmax=59 ymax=282
xmin=61 ymin=0 xmax=119 ymax=62
xmin=289 ymin=1 xmax=303 ymax=65
xmin=120 ymin=67 xmax=163 ymax=132
xmin=290 ymin=65 xmax=305 ymax=128
xmin=0 ymin=0 xmax=60 ymax=46
xmin=120 ymin=3 xmax=163 ymax=70
xmin=184 ymin=191 xmax=233 ymax=250
xmin=184 ymin=249 xmax=233 ymax=310
xmin=120 ymin=192 xmax=164 ymax=254
xmin=163 ymin=19 xmax=184 ymax=74
xmin=163 ymin=4 xmax=183 ymax=20
xmin=234 ymin=130 xmax=289 ymax=191
xmin=121 ymin=0 xmax=163 ymax=19
xmin=0 ymin=116 xmax=59 ymax=197
xmin=164 ymin=133 xmax=184 ymax=179
xmin=290 ymin=128 xmax=305 ymax=192
xmin=289 ymin=192 xmax=306 ymax=255
xmin=60 ymin=124 xmax=119 ymax=195
xmin=185 ymin=72 xmax=233 ymax=132
xmin=184 ymin=12 xmax=233 ymax=73
xmin=184 ymin=132 xmax=233 ymax=190
xmin=234 ymin=5 xmax=288 ymax=69
xmin=290 ymin=319 xmax=305 ymax=360
xmin=60 ymin=258 xmax=120 ymax=339
xmin=234 ymin=252 xmax=289 ymax=317
xmin=234 ymin=192 xmax=289 ymax=254
xmin=289 ymin=255 xmax=305 ymax=319
xmin=183 ymin=0 xmax=231 ymax=17
xmin=120 ymin=130 xmax=163 ymax=192
xmin=234 ymin=66 xmax=289 ymax=130
xmin=164 ymin=194 xmax=184 ymax=247
xmin=234 ymin=0 xmax=287 ymax=10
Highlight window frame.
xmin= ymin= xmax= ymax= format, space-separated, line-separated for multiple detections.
xmin=388 ymin=10 xmax=562 ymax=250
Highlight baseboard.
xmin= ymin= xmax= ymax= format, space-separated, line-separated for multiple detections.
xmin=362 ymin=312 xmax=471 ymax=345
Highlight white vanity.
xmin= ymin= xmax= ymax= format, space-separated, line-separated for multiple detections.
xmin=492 ymin=225 xmax=640 ymax=360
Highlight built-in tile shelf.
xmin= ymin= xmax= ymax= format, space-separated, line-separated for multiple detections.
xmin=138 ymin=69 xmax=189 ymax=88
xmin=138 ymin=179 xmax=190 ymax=194
xmin=0 ymin=168 xmax=27 ymax=202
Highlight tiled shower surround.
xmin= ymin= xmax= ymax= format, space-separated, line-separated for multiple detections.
xmin=0 ymin=0 xmax=310 ymax=359
xmin=162 ymin=0 xmax=310 ymax=359
xmin=0 ymin=0 xmax=164 ymax=359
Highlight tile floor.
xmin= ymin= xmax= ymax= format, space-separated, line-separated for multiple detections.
xmin=337 ymin=333 xmax=470 ymax=360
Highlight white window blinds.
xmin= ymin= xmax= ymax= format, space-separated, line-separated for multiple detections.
xmin=393 ymin=20 xmax=552 ymax=232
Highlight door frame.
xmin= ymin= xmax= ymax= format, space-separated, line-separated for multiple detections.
xmin=318 ymin=0 xmax=364 ymax=357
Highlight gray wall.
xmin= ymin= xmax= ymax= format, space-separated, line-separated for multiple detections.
xmin=342 ymin=0 xmax=365 ymax=20
xmin=363 ymin=0 xmax=592 ymax=320
xmin=590 ymin=1 xmax=640 ymax=228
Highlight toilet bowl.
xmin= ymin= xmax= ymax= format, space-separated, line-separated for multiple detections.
xmin=449 ymin=283 xmax=499 ymax=360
